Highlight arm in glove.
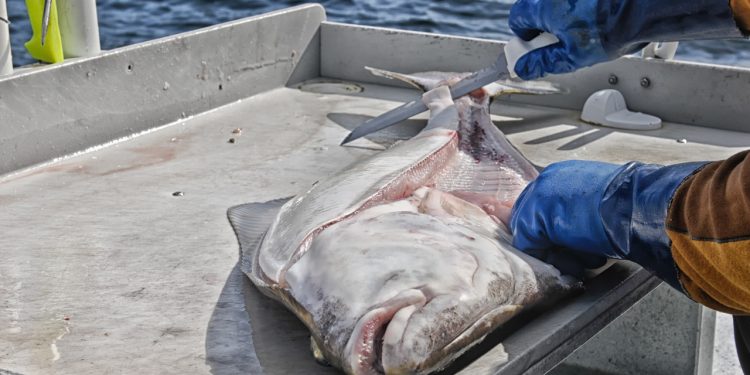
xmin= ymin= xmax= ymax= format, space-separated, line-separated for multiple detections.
xmin=509 ymin=159 xmax=707 ymax=290
xmin=509 ymin=0 xmax=746 ymax=80
xmin=511 ymin=153 xmax=750 ymax=315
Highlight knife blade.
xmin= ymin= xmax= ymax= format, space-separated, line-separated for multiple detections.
xmin=340 ymin=33 xmax=559 ymax=145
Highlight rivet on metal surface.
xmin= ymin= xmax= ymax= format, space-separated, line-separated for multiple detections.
xmin=172 ymin=192 xmax=184 ymax=197
xmin=232 ymin=128 xmax=242 ymax=135
xmin=608 ymin=75 xmax=619 ymax=85
xmin=640 ymin=77 xmax=651 ymax=88
xmin=163 ymin=82 xmax=170 ymax=91
xmin=228 ymin=138 xmax=236 ymax=144
xmin=677 ymin=139 xmax=688 ymax=144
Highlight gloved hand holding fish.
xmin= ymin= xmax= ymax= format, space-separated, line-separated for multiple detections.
xmin=229 ymin=67 xmax=581 ymax=374
xmin=507 ymin=0 xmax=750 ymax=312
xmin=508 ymin=1 xmax=750 ymax=372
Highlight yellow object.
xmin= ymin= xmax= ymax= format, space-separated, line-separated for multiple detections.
xmin=24 ymin=0 xmax=64 ymax=63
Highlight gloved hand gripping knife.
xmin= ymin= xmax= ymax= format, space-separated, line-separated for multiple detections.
xmin=509 ymin=0 xmax=745 ymax=79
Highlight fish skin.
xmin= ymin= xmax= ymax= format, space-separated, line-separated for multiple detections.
xmin=243 ymin=71 xmax=580 ymax=374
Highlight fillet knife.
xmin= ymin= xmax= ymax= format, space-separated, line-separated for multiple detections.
xmin=340 ymin=33 xmax=560 ymax=145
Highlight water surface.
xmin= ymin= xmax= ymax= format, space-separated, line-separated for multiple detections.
xmin=6 ymin=0 xmax=750 ymax=68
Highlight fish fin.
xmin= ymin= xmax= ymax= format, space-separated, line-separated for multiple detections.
xmin=310 ymin=336 xmax=331 ymax=366
xmin=366 ymin=66 xmax=431 ymax=91
xmin=366 ymin=67 xmax=564 ymax=99
xmin=485 ymin=79 xmax=565 ymax=98
xmin=227 ymin=198 xmax=292 ymax=288
xmin=366 ymin=67 xmax=469 ymax=92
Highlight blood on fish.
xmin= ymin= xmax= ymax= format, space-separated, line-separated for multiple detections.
xmin=469 ymin=88 xmax=487 ymax=100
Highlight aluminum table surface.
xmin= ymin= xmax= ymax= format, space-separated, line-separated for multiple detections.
xmin=1 ymin=81 xmax=747 ymax=375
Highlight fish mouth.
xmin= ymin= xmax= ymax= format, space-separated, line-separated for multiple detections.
xmin=347 ymin=294 xmax=523 ymax=375
xmin=345 ymin=289 xmax=427 ymax=375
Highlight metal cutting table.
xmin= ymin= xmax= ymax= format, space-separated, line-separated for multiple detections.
xmin=1 ymin=4 xmax=747 ymax=374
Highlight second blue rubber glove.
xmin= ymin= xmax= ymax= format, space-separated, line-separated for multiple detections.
xmin=510 ymin=160 xmax=708 ymax=287
xmin=509 ymin=0 xmax=744 ymax=80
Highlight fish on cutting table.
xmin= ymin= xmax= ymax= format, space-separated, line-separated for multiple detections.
xmin=230 ymin=68 xmax=580 ymax=375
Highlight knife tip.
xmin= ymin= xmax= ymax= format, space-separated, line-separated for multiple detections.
xmin=340 ymin=133 xmax=355 ymax=146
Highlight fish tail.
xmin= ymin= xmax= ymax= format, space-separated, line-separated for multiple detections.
xmin=365 ymin=66 xmax=431 ymax=91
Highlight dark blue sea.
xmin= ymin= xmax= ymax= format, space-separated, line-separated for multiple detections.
xmin=6 ymin=0 xmax=750 ymax=68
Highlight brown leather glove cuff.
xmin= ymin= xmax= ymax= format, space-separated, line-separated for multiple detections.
xmin=731 ymin=0 xmax=750 ymax=34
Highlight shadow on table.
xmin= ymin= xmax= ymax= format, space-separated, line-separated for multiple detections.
xmin=206 ymin=263 xmax=340 ymax=375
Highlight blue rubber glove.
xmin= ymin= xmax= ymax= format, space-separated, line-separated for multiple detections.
xmin=509 ymin=0 xmax=744 ymax=80
xmin=510 ymin=160 xmax=708 ymax=287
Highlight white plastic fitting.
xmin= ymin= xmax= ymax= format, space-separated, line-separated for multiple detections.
xmin=642 ymin=42 xmax=679 ymax=60
xmin=0 ymin=0 xmax=12 ymax=75
xmin=581 ymin=89 xmax=662 ymax=130
xmin=58 ymin=0 xmax=100 ymax=58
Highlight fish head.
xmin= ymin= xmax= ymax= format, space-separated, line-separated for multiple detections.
xmin=284 ymin=189 xmax=574 ymax=375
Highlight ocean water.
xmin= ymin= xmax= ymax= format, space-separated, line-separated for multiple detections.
xmin=5 ymin=0 xmax=750 ymax=68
